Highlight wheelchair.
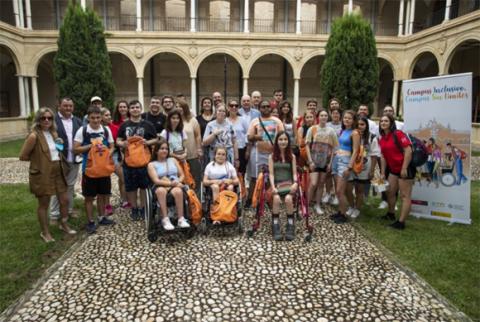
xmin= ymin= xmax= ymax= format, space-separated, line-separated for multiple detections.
xmin=144 ymin=184 xmax=195 ymax=242
xmin=198 ymin=182 xmax=244 ymax=235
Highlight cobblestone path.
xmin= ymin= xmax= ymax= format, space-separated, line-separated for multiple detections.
xmin=1 ymin=158 xmax=467 ymax=322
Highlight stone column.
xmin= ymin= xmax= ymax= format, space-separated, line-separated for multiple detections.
xmin=348 ymin=0 xmax=353 ymax=14
xmin=136 ymin=0 xmax=142 ymax=32
xmin=405 ymin=0 xmax=411 ymax=35
xmin=191 ymin=76 xmax=197 ymax=116
xmin=444 ymin=0 xmax=452 ymax=22
xmin=31 ymin=76 xmax=39 ymax=112
xmin=190 ymin=0 xmax=196 ymax=32
xmin=398 ymin=0 xmax=404 ymax=36
xmin=137 ymin=77 xmax=144 ymax=108
xmin=293 ymin=78 xmax=300 ymax=117
xmin=17 ymin=76 xmax=26 ymax=117
xmin=392 ymin=80 xmax=399 ymax=110
xmin=244 ymin=0 xmax=249 ymax=33
xmin=296 ymin=0 xmax=301 ymax=34
xmin=12 ymin=0 xmax=20 ymax=27
xmin=243 ymin=77 xmax=249 ymax=96
xmin=409 ymin=0 xmax=416 ymax=35
xmin=24 ymin=77 xmax=31 ymax=115
xmin=18 ymin=0 xmax=25 ymax=28
xmin=80 ymin=0 xmax=86 ymax=10
xmin=25 ymin=0 xmax=32 ymax=29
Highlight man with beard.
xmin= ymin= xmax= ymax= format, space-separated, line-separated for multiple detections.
xmin=212 ymin=91 xmax=223 ymax=108
xmin=142 ymin=96 xmax=166 ymax=136
xmin=161 ymin=95 xmax=175 ymax=116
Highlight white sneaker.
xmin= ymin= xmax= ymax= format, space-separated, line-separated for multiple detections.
xmin=321 ymin=193 xmax=330 ymax=204
xmin=346 ymin=207 xmax=354 ymax=217
xmin=314 ymin=204 xmax=324 ymax=215
xmin=162 ymin=217 xmax=175 ymax=231
xmin=350 ymin=208 xmax=361 ymax=219
xmin=378 ymin=201 xmax=388 ymax=209
xmin=330 ymin=196 xmax=339 ymax=206
xmin=395 ymin=204 xmax=398 ymax=211
xmin=177 ymin=217 xmax=191 ymax=228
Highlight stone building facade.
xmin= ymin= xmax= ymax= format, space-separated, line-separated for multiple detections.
xmin=0 ymin=0 xmax=479 ymax=141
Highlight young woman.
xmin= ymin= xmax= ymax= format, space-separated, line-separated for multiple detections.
xmin=331 ymin=110 xmax=360 ymax=224
xmin=305 ymin=109 xmax=339 ymax=215
xmin=202 ymin=104 xmax=239 ymax=167
xmin=19 ymin=107 xmax=76 ymax=243
xmin=160 ymin=109 xmax=188 ymax=162
xmin=268 ymin=131 xmax=298 ymax=241
xmin=278 ymin=101 xmax=298 ymax=154
xmin=227 ymin=99 xmax=249 ymax=177
xmin=378 ymin=114 xmax=415 ymax=230
xmin=325 ymin=102 xmax=343 ymax=205
xmin=203 ymin=146 xmax=239 ymax=209
xmin=178 ymin=101 xmax=203 ymax=195
xmin=297 ymin=110 xmax=316 ymax=167
xmin=112 ymin=100 xmax=129 ymax=127
xmin=196 ymin=97 xmax=215 ymax=138
xmin=349 ymin=116 xmax=380 ymax=218
xmin=147 ymin=139 xmax=190 ymax=230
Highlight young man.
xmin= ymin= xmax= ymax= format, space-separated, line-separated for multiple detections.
xmin=50 ymin=97 xmax=82 ymax=224
xmin=142 ymin=96 xmax=166 ymax=136
xmin=117 ymin=100 xmax=158 ymax=220
xmin=161 ymin=95 xmax=175 ymax=116
xmin=270 ymin=89 xmax=284 ymax=109
xmin=296 ymin=99 xmax=319 ymax=129
xmin=357 ymin=104 xmax=378 ymax=135
xmin=73 ymin=106 xmax=115 ymax=234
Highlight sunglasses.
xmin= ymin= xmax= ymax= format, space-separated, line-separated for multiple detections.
xmin=41 ymin=116 xmax=53 ymax=121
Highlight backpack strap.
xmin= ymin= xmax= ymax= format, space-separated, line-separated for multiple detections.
xmin=392 ymin=130 xmax=404 ymax=153
xmin=258 ymin=117 xmax=274 ymax=145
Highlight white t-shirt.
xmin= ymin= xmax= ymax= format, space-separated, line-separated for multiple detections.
xmin=43 ymin=131 xmax=60 ymax=161
xmin=160 ymin=130 xmax=188 ymax=154
xmin=204 ymin=161 xmax=237 ymax=180
xmin=74 ymin=124 xmax=114 ymax=145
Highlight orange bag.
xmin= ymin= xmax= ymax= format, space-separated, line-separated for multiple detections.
xmin=299 ymin=126 xmax=317 ymax=167
xmin=353 ymin=145 xmax=365 ymax=175
xmin=85 ymin=138 xmax=115 ymax=178
xmin=238 ymin=173 xmax=247 ymax=199
xmin=187 ymin=189 xmax=202 ymax=225
xmin=125 ymin=136 xmax=151 ymax=168
xmin=251 ymin=172 xmax=264 ymax=208
xmin=210 ymin=190 xmax=238 ymax=223
xmin=180 ymin=161 xmax=195 ymax=189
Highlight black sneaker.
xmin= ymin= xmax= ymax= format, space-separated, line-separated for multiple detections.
xmin=137 ymin=208 xmax=145 ymax=220
xmin=333 ymin=214 xmax=348 ymax=224
xmin=130 ymin=208 xmax=139 ymax=221
xmin=330 ymin=212 xmax=341 ymax=220
xmin=285 ymin=222 xmax=295 ymax=241
xmin=381 ymin=212 xmax=396 ymax=221
xmin=86 ymin=221 xmax=97 ymax=234
xmin=98 ymin=217 xmax=116 ymax=226
xmin=272 ymin=223 xmax=282 ymax=241
xmin=390 ymin=220 xmax=405 ymax=230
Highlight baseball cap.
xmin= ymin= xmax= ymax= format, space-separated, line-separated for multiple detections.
xmin=90 ymin=96 xmax=102 ymax=103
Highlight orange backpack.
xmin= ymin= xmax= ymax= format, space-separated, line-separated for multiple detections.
xmin=125 ymin=136 xmax=151 ymax=168
xmin=237 ymin=173 xmax=247 ymax=199
xmin=85 ymin=138 xmax=115 ymax=178
xmin=180 ymin=161 xmax=196 ymax=189
xmin=187 ymin=189 xmax=202 ymax=225
xmin=210 ymin=190 xmax=238 ymax=223
xmin=251 ymin=171 xmax=264 ymax=208
xmin=299 ymin=126 xmax=317 ymax=167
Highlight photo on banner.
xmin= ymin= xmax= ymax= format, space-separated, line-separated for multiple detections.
xmin=403 ymin=73 xmax=472 ymax=224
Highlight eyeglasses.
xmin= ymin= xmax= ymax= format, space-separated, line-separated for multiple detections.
xmin=40 ymin=116 xmax=53 ymax=121
xmin=164 ymin=100 xmax=173 ymax=104
xmin=229 ymin=104 xmax=239 ymax=107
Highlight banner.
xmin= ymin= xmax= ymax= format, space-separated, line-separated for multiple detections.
xmin=403 ymin=73 xmax=472 ymax=224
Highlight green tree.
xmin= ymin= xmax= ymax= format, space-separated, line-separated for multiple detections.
xmin=54 ymin=2 xmax=115 ymax=117
xmin=321 ymin=14 xmax=379 ymax=113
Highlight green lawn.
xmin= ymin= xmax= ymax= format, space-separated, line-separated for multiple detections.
xmin=0 ymin=184 xmax=84 ymax=313
xmin=472 ymin=150 xmax=480 ymax=157
xmin=355 ymin=181 xmax=480 ymax=320
xmin=0 ymin=139 xmax=24 ymax=158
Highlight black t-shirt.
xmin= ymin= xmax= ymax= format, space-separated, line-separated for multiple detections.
xmin=141 ymin=112 xmax=165 ymax=135
xmin=117 ymin=119 xmax=157 ymax=141
xmin=196 ymin=114 xmax=216 ymax=138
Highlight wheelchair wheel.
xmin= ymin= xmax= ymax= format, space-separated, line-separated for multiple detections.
xmin=199 ymin=217 xmax=208 ymax=235
xmin=440 ymin=173 xmax=456 ymax=187
xmin=145 ymin=188 xmax=154 ymax=233
xmin=237 ymin=215 xmax=244 ymax=233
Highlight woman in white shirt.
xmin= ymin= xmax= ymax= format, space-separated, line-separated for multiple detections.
xmin=203 ymin=146 xmax=239 ymax=204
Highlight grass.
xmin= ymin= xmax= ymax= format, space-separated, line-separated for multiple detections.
xmin=472 ymin=150 xmax=480 ymax=157
xmin=355 ymin=181 xmax=480 ymax=320
xmin=0 ymin=139 xmax=24 ymax=158
xmin=0 ymin=184 xmax=84 ymax=313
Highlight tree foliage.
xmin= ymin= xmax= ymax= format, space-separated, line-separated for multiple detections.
xmin=54 ymin=2 xmax=115 ymax=117
xmin=321 ymin=14 xmax=379 ymax=113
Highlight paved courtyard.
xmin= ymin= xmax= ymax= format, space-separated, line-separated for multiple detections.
xmin=1 ymin=158 xmax=474 ymax=322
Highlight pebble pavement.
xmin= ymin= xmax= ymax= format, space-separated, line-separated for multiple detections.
xmin=2 ymin=157 xmax=476 ymax=322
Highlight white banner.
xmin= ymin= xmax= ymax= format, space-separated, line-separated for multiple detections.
xmin=403 ymin=73 xmax=472 ymax=224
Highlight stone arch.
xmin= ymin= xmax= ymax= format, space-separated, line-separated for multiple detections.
xmin=0 ymin=40 xmax=22 ymax=75
xmin=444 ymin=34 xmax=480 ymax=73
xmin=32 ymin=46 xmax=58 ymax=76
xmin=141 ymin=48 xmax=193 ymax=78
xmin=193 ymin=47 xmax=246 ymax=77
xmin=36 ymin=52 xmax=58 ymax=109
xmin=409 ymin=49 xmax=440 ymax=79
xmin=299 ymin=54 xmax=324 ymax=112
xmin=376 ymin=58 xmax=395 ymax=116
xmin=107 ymin=46 xmax=141 ymax=77
xmin=0 ymin=45 xmax=21 ymax=117
xmin=377 ymin=52 xmax=399 ymax=81
xmin=245 ymin=49 xmax=296 ymax=78
xmin=109 ymin=51 xmax=138 ymax=104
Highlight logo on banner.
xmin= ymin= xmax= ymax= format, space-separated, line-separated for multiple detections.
xmin=405 ymin=85 xmax=469 ymax=103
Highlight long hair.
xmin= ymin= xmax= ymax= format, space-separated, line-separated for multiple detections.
xmin=166 ymin=108 xmax=184 ymax=132
xmin=178 ymin=100 xmax=192 ymax=121
xmin=31 ymin=107 xmax=57 ymax=138
xmin=273 ymin=131 xmax=293 ymax=163
xmin=278 ymin=100 xmax=293 ymax=124
xmin=379 ymin=114 xmax=397 ymax=137
xmin=200 ymin=97 xmax=213 ymax=114
xmin=153 ymin=137 xmax=170 ymax=159
xmin=341 ymin=109 xmax=358 ymax=131
xmin=113 ymin=100 xmax=129 ymax=122
xmin=358 ymin=116 xmax=371 ymax=145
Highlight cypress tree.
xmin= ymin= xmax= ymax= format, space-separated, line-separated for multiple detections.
xmin=54 ymin=2 xmax=115 ymax=117
xmin=321 ymin=14 xmax=379 ymax=113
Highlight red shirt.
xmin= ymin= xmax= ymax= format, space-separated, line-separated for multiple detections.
xmin=108 ymin=123 xmax=120 ymax=141
xmin=379 ymin=130 xmax=411 ymax=174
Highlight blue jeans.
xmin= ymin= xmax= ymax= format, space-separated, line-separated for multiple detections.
xmin=455 ymin=157 xmax=467 ymax=185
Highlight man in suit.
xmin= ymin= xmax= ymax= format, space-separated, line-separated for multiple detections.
xmin=50 ymin=97 xmax=83 ymax=223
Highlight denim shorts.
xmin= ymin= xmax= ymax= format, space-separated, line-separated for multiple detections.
xmin=332 ymin=155 xmax=353 ymax=180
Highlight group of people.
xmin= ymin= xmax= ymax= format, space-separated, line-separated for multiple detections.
xmin=20 ymin=90 xmax=417 ymax=243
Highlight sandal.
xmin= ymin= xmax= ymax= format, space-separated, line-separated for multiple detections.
xmin=59 ymin=219 xmax=77 ymax=235
xmin=40 ymin=232 xmax=55 ymax=243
